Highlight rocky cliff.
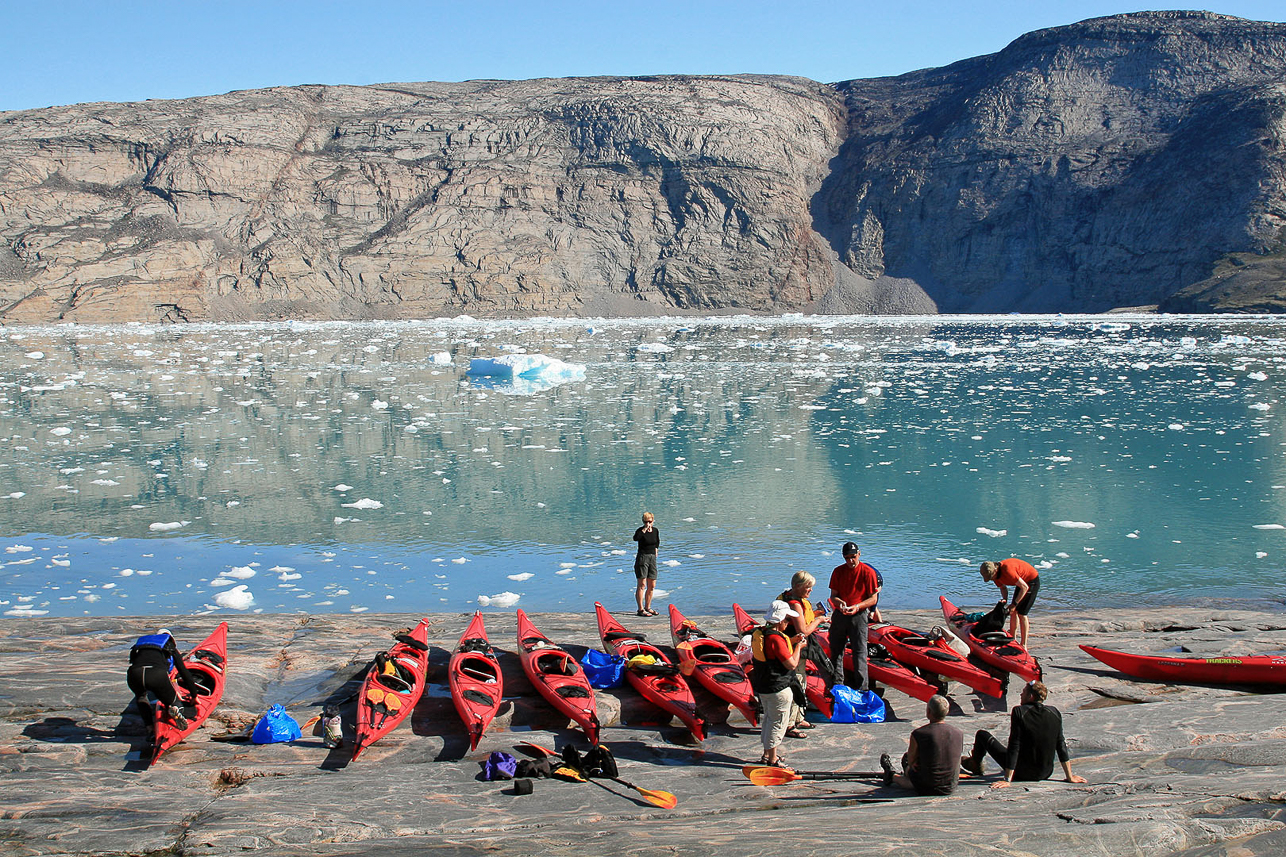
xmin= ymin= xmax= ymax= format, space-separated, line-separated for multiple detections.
xmin=2 ymin=11 xmax=1285 ymax=322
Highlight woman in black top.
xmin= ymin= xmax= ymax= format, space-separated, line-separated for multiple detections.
xmin=632 ymin=512 xmax=660 ymax=616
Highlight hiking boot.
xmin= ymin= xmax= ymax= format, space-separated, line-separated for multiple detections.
xmin=167 ymin=705 xmax=188 ymax=730
xmin=879 ymin=753 xmax=896 ymax=786
xmin=960 ymin=754 xmax=983 ymax=777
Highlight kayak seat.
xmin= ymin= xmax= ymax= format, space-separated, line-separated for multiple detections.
xmin=924 ymin=650 xmax=961 ymax=662
xmin=458 ymin=638 xmax=492 ymax=654
xmin=192 ymin=648 xmax=226 ymax=667
xmin=191 ymin=671 xmax=217 ymax=696
xmin=980 ymin=632 xmax=1012 ymax=643
xmin=604 ymin=630 xmax=643 ymax=643
xmin=540 ymin=658 xmax=578 ymax=676
xmin=462 ymin=664 xmax=498 ymax=682
xmin=995 ymin=645 xmax=1024 ymax=656
xmin=556 ymin=685 xmax=591 ymax=699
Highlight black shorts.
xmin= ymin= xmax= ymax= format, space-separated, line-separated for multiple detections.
xmin=1013 ymin=575 xmax=1040 ymax=616
xmin=634 ymin=553 xmax=658 ymax=580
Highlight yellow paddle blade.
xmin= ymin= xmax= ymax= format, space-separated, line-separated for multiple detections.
xmin=743 ymin=765 xmax=801 ymax=786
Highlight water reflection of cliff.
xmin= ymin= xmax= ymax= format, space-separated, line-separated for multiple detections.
xmin=0 ymin=321 xmax=861 ymax=548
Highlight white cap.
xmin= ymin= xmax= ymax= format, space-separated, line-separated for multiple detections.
xmin=766 ymin=600 xmax=800 ymax=623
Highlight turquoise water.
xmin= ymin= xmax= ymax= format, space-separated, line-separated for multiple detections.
xmin=1 ymin=315 xmax=1283 ymax=619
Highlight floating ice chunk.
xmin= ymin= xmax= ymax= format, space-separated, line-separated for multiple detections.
xmin=1248 ymin=371 xmax=1268 ymax=381
xmin=149 ymin=521 xmax=189 ymax=531
xmin=119 ymin=568 xmax=134 ymax=576
xmin=278 ymin=571 xmax=302 ymax=581
xmin=689 ymin=554 xmax=705 ymax=559
xmin=977 ymin=527 xmax=1008 ymax=538
xmin=5 ymin=607 xmax=49 ymax=617
xmin=1253 ymin=524 xmax=1285 ymax=530
xmin=49 ymin=427 xmax=71 ymax=437
xmin=5 ymin=492 xmax=25 ymax=500
xmin=52 ymin=558 xmax=70 ymax=567
xmin=210 ymin=577 xmax=235 ymax=587
xmin=342 ymin=498 xmax=384 ymax=510
xmin=1257 ymin=551 xmax=1269 ymax=558
xmin=478 ymin=591 xmax=520 ymax=608
xmin=91 ymin=479 xmax=119 ymax=486
xmin=226 ymin=500 xmax=240 ymax=507
xmin=214 ymin=585 xmax=255 ymax=610
xmin=653 ymin=588 xmax=669 ymax=598
xmin=429 ymin=352 xmax=452 ymax=365
xmin=334 ymin=517 xmax=351 ymax=525
xmin=635 ymin=343 xmax=673 ymax=353
xmin=351 ymin=606 xmax=369 ymax=613
xmin=332 ymin=484 xmax=353 ymax=492
xmin=662 ymin=559 xmax=681 ymax=567
xmin=1249 ymin=402 xmax=1271 ymax=411
xmin=559 ymin=562 xmax=576 ymax=569
xmin=1052 ymin=521 xmax=1096 ymax=529
xmin=5 ymin=545 xmax=32 ymax=553
xmin=224 ymin=566 xmax=256 ymax=579
xmin=508 ymin=572 xmax=535 ymax=581
xmin=452 ymin=557 xmax=469 ymax=564
xmin=371 ymin=400 xmax=388 ymax=410
xmin=1126 ymin=531 xmax=1140 ymax=539
xmin=270 ymin=565 xmax=295 ymax=573
xmin=1167 ymin=424 xmax=1185 ymax=431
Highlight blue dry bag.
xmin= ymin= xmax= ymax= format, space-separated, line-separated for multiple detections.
xmin=829 ymin=685 xmax=886 ymax=724
xmin=579 ymin=649 xmax=626 ymax=689
xmin=251 ymin=704 xmax=303 ymax=743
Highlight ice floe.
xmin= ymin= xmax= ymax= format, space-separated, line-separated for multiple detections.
xmin=214 ymin=585 xmax=255 ymax=609
xmin=478 ymin=591 xmax=520 ymax=608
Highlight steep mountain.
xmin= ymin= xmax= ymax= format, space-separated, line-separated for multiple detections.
xmin=1 ymin=11 xmax=1284 ymax=321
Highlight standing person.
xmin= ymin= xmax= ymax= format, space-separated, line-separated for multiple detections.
xmin=961 ymin=680 xmax=1088 ymax=788
xmin=127 ymin=628 xmax=200 ymax=735
xmin=828 ymin=542 xmax=881 ymax=691
xmin=750 ymin=600 xmax=804 ymax=769
xmin=779 ymin=570 xmax=829 ymax=736
xmin=980 ymin=558 xmax=1040 ymax=647
xmin=879 ymin=694 xmax=963 ymax=795
xmin=632 ymin=512 xmax=660 ymax=617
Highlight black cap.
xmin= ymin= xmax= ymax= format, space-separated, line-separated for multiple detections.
xmin=842 ymin=542 xmax=859 ymax=556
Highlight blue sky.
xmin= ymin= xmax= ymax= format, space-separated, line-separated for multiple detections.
xmin=4 ymin=2 xmax=1286 ymax=112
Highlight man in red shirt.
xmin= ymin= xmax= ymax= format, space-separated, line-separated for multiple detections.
xmin=828 ymin=542 xmax=881 ymax=691
xmin=979 ymin=558 xmax=1041 ymax=647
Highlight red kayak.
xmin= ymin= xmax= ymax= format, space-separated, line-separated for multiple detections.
xmin=869 ymin=623 xmax=1004 ymax=697
xmin=815 ymin=626 xmax=940 ymax=703
xmin=733 ymin=602 xmax=831 ymax=719
xmin=352 ymin=618 xmax=432 ymax=761
xmin=595 ymin=602 xmax=705 ymax=741
xmin=1081 ymin=644 xmax=1286 ymax=685
xmin=940 ymin=596 xmax=1041 ymax=683
xmin=150 ymin=622 xmax=228 ymax=764
xmin=669 ymin=604 xmax=758 ymax=725
xmin=516 ymin=609 xmax=600 ymax=745
xmin=450 ymin=611 xmax=505 ymax=750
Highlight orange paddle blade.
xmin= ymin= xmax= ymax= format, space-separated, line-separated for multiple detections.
xmin=742 ymin=765 xmax=802 ymax=785
xmin=618 ymin=778 xmax=677 ymax=808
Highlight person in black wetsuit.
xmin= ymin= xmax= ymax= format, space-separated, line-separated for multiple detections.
xmin=127 ymin=628 xmax=200 ymax=734
xmin=880 ymin=694 xmax=964 ymax=795
xmin=961 ymin=680 xmax=1087 ymax=788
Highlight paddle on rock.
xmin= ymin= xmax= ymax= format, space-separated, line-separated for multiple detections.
xmin=741 ymin=764 xmax=882 ymax=785
xmin=517 ymin=740 xmax=678 ymax=809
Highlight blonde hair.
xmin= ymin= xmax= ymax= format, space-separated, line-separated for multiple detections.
xmin=791 ymin=570 xmax=815 ymax=591
xmin=979 ymin=561 xmax=999 ymax=582
xmin=641 ymin=512 xmax=654 ymax=523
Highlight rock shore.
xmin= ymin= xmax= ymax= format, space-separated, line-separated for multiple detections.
xmin=2 ymin=605 xmax=1285 ymax=856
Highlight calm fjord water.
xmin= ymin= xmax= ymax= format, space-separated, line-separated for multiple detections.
xmin=1 ymin=315 xmax=1283 ymax=620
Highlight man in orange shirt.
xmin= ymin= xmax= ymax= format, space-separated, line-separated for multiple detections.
xmin=979 ymin=558 xmax=1041 ymax=647
xmin=828 ymin=542 xmax=881 ymax=691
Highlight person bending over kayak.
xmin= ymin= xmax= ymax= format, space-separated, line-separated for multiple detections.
xmin=751 ymin=600 xmax=804 ymax=770
xmin=632 ymin=512 xmax=660 ymax=617
xmin=961 ymin=680 xmax=1087 ymax=788
xmin=828 ymin=542 xmax=880 ymax=691
xmin=880 ymin=694 xmax=963 ymax=795
xmin=980 ymin=557 xmax=1040 ymax=647
xmin=127 ymin=628 xmax=200 ymax=734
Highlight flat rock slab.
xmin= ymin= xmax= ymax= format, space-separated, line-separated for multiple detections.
xmin=2 ymin=607 xmax=1286 ymax=856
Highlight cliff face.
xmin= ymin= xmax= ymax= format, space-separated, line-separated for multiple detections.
xmin=2 ymin=11 xmax=1286 ymax=322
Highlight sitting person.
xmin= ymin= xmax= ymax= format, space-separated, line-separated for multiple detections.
xmin=880 ymin=694 xmax=963 ymax=795
xmin=961 ymin=680 xmax=1088 ymax=788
